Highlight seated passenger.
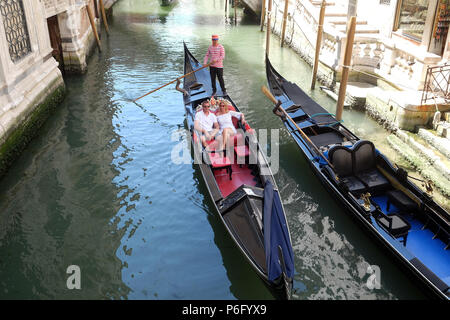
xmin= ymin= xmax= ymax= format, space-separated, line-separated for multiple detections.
xmin=215 ymin=100 xmax=246 ymax=152
xmin=194 ymin=100 xmax=221 ymax=149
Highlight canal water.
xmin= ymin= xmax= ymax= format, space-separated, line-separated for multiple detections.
xmin=0 ymin=0 xmax=426 ymax=299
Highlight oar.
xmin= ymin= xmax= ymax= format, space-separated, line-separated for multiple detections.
xmin=261 ymin=85 xmax=335 ymax=170
xmin=132 ymin=62 xmax=213 ymax=103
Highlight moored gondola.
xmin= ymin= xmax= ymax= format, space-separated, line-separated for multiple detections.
xmin=180 ymin=43 xmax=295 ymax=299
xmin=264 ymin=57 xmax=450 ymax=300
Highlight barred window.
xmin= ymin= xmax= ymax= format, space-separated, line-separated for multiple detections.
xmin=0 ymin=0 xmax=32 ymax=63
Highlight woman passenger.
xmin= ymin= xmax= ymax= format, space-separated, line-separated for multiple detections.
xmin=215 ymin=100 xmax=246 ymax=153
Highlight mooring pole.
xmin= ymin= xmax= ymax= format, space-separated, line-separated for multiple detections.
xmin=99 ymin=0 xmax=109 ymax=36
xmin=311 ymin=0 xmax=326 ymax=89
xmin=266 ymin=0 xmax=272 ymax=56
xmin=86 ymin=4 xmax=101 ymax=52
xmin=336 ymin=16 xmax=356 ymax=121
xmin=234 ymin=0 xmax=237 ymax=25
xmin=225 ymin=0 xmax=228 ymax=15
xmin=260 ymin=0 xmax=266 ymax=31
xmin=280 ymin=0 xmax=289 ymax=47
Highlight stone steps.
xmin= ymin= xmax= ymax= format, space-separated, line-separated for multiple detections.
xmin=309 ymin=0 xmax=380 ymax=35
xmin=387 ymin=134 xmax=450 ymax=197
xmin=395 ymin=130 xmax=450 ymax=181
xmin=335 ymin=24 xmax=380 ymax=34
xmin=435 ymin=121 xmax=450 ymax=139
xmin=417 ymin=128 xmax=450 ymax=159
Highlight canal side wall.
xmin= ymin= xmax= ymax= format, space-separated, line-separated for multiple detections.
xmin=0 ymin=0 xmax=65 ymax=178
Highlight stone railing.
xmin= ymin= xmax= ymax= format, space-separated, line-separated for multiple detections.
xmin=268 ymin=0 xmax=442 ymax=92
xmin=352 ymin=38 xmax=384 ymax=70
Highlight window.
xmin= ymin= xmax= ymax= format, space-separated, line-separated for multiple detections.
xmin=0 ymin=0 xmax=32 ymax=63
xmin=397 ymin=0 xmax=429 ymax=41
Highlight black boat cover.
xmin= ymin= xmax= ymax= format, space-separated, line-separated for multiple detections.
xmin=263 ymin=181 xmax=295 ymax=282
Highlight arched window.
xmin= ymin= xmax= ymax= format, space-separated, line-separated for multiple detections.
xmin=0 ymin=0 xmax=32 ymax=63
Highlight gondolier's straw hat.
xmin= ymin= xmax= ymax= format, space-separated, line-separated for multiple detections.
xmin=212 ymin=34 xmax=219 ymax=40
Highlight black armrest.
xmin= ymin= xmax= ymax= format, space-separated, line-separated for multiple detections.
xmin=322 ymin=166 xmax=349 ymax=192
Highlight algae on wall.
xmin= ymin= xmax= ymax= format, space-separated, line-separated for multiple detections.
xmin=0 ymin=84 xmax=66 ymax=179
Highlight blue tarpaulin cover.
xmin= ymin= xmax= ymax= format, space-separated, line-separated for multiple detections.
xmin=263 ymin=181 xmax=295 ymax=282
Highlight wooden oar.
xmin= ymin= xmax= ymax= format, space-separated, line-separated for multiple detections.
xmin=261 ymin=85 xmax=335 ymax=170
xmin=132 ymin=62 xmax=213 ymax=103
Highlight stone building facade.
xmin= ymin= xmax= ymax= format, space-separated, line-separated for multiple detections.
xmin=0 ymin=0 xmax=117 ymax=178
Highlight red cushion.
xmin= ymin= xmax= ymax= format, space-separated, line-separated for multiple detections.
xmin=232 ymin=116 xmax=239 ymax=129
xmin=208 ymin=153 xmax=232 ymax=168
xmin=234 ymin=145 xmax=250 ymax=157
xmin=233 ymin=133 xmax=243 ymax=145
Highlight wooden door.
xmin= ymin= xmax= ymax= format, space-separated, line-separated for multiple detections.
xmin=47 ymin=15 xmax=65 ymax=74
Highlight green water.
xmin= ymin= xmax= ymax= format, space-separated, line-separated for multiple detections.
xmin=0 ymin=0 xmax=426 ymax=299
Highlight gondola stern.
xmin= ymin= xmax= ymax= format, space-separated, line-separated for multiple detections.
xmin=263 ymin=181 xmax=295 ymax=299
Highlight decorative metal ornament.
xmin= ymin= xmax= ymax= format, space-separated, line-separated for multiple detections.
xmin=0 ymin=0 xmax=32 ymax=63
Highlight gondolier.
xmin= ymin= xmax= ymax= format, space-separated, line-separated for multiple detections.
xmin=203 ymin=34 xmax=226 ymax=96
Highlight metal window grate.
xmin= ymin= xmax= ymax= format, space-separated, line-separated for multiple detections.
xmin=0 ymin=0 xmax=32 ymax=63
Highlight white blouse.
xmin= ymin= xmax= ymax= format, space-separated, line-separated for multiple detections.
xmin=216 ymin=111 xmax=242 ymax=134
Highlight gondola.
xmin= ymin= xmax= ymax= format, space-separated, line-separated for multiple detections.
xmin=264 ymin=57 xmax=450 ymax=300
xmin=180 ymin=43 xmax=295 ymax=299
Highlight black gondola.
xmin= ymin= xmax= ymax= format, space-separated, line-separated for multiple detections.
xmin=265 ymin=57 xmax=450 ymax=300
xmin=180 ymin=43 xmax=295 ymax=299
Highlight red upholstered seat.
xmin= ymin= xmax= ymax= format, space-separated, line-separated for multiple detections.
xmin=234 ymin=145 xmax=250 ymax=157
xmin=209 ymin=152 xmax=232 ymax=168
xmin=233 ymin=133 xmax=243 ymax=145
xmin=207 ymin=151 xmax=233 ymax=180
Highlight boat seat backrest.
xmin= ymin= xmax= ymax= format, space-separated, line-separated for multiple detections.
xmin=352 ymin=140 xmax=376 ymax=174
xmin=328 ymin=146 xmax=353 ymax=177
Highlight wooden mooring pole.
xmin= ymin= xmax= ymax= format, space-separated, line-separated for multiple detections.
xmin=336 ymin=16 xmax=356 ymax=121
xmin=234 ymin=0 xmax=237 ymax=25
xmin=280 ymin=0 xmax=289 ymax=47
xmin=266 ymin=0 xmax=272 ymax=56
xmin=311 ymin=0 xmax=326 ymax=89
xmin=86 ymin=4 xmax=101 ymax=52
xmin=99 ymin=0 xmax=109 ymax=36
xmin=260 ymin=0 xmax=266 ymax=31
xmin=225 ymin=0 xmax=228 ymax=15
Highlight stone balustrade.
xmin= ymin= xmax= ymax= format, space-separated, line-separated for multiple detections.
xmin=267 ymin=0 xmax=447 ymax=93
